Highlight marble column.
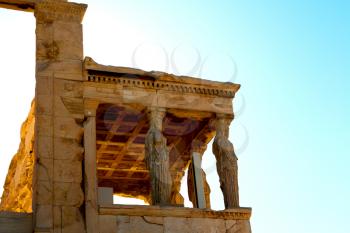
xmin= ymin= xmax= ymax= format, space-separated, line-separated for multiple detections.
xmin=212 ymin=114 xmax=240 ymax=208
xmin=145 ymin=107 xmax=172 ymax=205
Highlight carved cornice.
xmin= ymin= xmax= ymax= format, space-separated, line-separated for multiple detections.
xmin=84 ymin=57 xmax=240 ymax=99
xmin=35 ymin=0 xmax=87 ymax=23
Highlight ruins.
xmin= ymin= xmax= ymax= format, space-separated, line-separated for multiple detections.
xmin=0 ymin=1 xmax=252 ymax=233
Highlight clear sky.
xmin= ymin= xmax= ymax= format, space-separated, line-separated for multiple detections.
xmin=1 ymin=1 xmax=350 ymax=232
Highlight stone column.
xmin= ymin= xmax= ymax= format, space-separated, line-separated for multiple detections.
xmin=83 ymin=100 xmax=99 ymax=233
xmin=212 ymin=114 xmax=240 ymax=209
xmin=187 ymin=141 xmax=211 ymax=209
xmin=145 ymin=107 xmax=172 ymax=205
xmin=33 ymin=1 xmax=87 ymax=233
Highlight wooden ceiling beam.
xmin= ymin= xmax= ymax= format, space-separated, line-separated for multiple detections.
xmin=97 ymin=167 xmax=148 ymax=173
xmin=96 ymin=140 xmax=144 ymax=148
xmin=104 ymin=115 xmax=148 ymax=177
xmin=99 ymin=176 xmax=149 ymax=181
xmin=96 ymin=112 xmax=126 ymax=162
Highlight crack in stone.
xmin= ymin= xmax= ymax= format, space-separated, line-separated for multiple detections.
xmin=226 ymin=222 xmax=240 ymax=233
xmin=141 ymin=216 xmax=164 ymax=226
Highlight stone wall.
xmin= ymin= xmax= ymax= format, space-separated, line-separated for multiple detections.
xmin=33 ymin=1 xmax=87 ymax=232
xmin=99 ymin=215 xmax=251 ymax=233
xmin=0 ymin=211 xmax=33 ymax=233
xmin=0 ymin=102 xmax=35 ymax=213
xmin=98 ymin=205 xmax=252 ymax=233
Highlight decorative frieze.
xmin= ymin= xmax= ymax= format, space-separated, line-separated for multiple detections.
xmin=35 ymin=0 xmax=87 ymax=23
xmin=87 ymin=74 xmax=237 ymax=98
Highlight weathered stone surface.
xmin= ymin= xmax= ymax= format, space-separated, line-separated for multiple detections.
xmin=36 ymin=136 xmax=53 ymax=159
xmin=0 ymin=102 xmax=35 ymax=213
xmin=37 ymin=158 xmax=53 ymax=182
xmin=54 ymin=96 xmax=75 ymax=117
xmin=53 ymin=21 xmax=82 ymax=42
xmin=225 ymin=220 xmax=238 ymax=231
xmin=53 ymin=116 xmax=84 ymax=140
xmin=53 ymin=137 xmax=84 ymax=160
xmin=53 ymin=182 xmax=84 ymax=207
xmin=0 ymin=211 xmax=33 ymax=233
xmin=36 ymin=115 xmax=53 ymax=137
xmin=54 ymin=160 xmax=82 ymax=183
xmin=36 ymin=94 xmax=53 ymax=115
xmin=53 ymin=206 xmax=62 ymax=231
xmin=37 ymin=60 xmax=83 ymax=78
xmin=116 ymin=215 xmax=130 ymax=224
xmin=36 ymin=39 xmax=60 ymax=60
xmin=36 ymin=181 xmax=52 ymax=205
xmin=36 ymin=22 xmax=54 ymax=41
xmin=61 ymin=206 xmax=85 ymax=233
xmin=112 ymin=215 xmax=250 ymax=233
xmin=52 ymin=22 xmax=83 ymax=60
xmin=117 ymin=216 xmax=163 ymax=233
xmin=36 ymin=204 xmax=53 ymax=229
xmin=164 ymin=217 xmax=190 ymax=233
xmin=225 ymin=220 xmax=252 ymax=233
xmin=36 ymin=76 xmax=53 ymax=95
xmin=99 ymin=215 xmax=117 ymax=233
xmin=35 ymin=1 xmax=87 ymax=24
xmin=54 ymin=79 xmax=83 ymax=98
xmin=56 ymin=40 xmax=83 ymax=61
xmin=143 ymin=216 xmax=164 ymax=225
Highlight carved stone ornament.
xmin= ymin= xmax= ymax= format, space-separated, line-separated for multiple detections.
xmin=35 ymin=0 xmax=87 ymax=23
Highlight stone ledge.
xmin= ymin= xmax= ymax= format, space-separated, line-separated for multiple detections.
xmin=0 ymin=211 xmax=32 ymax=233
xmin=99 ymin=204 xmax=252 ymax=220
xmin=0 ymin=0 xmax=35 ymax=12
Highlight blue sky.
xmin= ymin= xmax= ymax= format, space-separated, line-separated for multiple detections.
xmin=1 ymin=1 xmax=350 ymax=232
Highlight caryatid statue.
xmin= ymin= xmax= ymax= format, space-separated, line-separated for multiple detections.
xmin=212 ymin=114 xmax=240 ymax=208
xmin=145 ymin=107 xmax=172 ymax=205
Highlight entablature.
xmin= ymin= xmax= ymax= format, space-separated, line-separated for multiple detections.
xmin=83 ymin=57 xmax=240 ymax=115
xmin=84 ymin=57 xmax=240 ymax=99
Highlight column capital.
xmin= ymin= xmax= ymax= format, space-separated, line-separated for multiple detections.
xmin=191 ymin=139 xmax=207 ymax=154
xmin=84 ymin=99 xmax=99 ymax=117
xmin=146 ymin=106 xmax=166 ymax=114
xmin=35 ymin=0 xmax=87 ymax=23
xmin=216 ymin=113 xmax=234 ymax=121
xmin=146 ymin=107 xmax=166 ymax=131
xmin=215 ymin=114 xmax=233 ymax=139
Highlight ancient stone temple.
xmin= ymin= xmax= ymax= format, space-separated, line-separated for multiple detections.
xmin=0 ymin=1 xmax=252 ymax=233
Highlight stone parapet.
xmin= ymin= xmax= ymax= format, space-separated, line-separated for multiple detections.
xmin=99 ymin=205 xmax=252 ymax=233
